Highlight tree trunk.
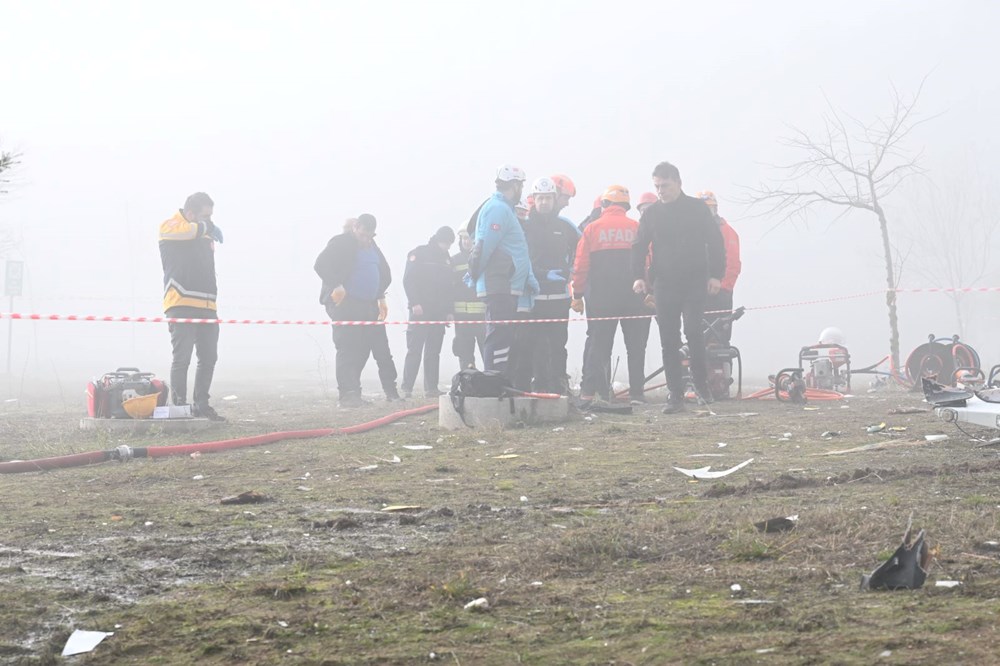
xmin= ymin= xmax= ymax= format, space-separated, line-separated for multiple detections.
xmin=875 ymin=205 xmax=901 ymax=373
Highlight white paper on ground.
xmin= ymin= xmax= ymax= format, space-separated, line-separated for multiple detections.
xmin=672 ymin=458 xmax=754 ymax=479
xmin=62 ymin=630 xmax=114 ymax=656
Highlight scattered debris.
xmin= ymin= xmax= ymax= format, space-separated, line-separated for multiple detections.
xmin=730 ymin=583 xmax=742 ymax=593
xmin=463 ymin=597 xmax=490 ymax=611
xmin=817 ymin=439 xmax=929 ymax=456
xmin=220 ymin=491 xmax=268 ymax=505
xmin=887 ymin=426 xmax=908 ymax=432
xmin=672 ymin=458 xmax=754 ymax=480
xmin=866 ymin=423 xmax=887 ymax=434
xmin=381 ymin=455 xmax=402 ymax=464
xmin=357 ymin=464 xmax=378 ymax=471
xmin=924 ymin=434 xmax=948 ymax=442
xmin=756 ymin=648 xmax=777 ymax=654
xmin=717 ymin=442 xmax=728 ymax=448
xmin=552 ymin=427 xmax=565 ymax=432
xmin=889 ymin=407 xmax=929 ymax=415
xmin=935 ymin=580 xmax=961 ymax=588
xmin=62 ymin=630 xmax=114 ymax=657
xmin=403 ymin=445 xmax=433 ymax=450
xmin=754 ymin=515 xmax=799 ymax=533
xmin=192 ymin=475 xmax=205 ymax=481
xmin=492 ymin=454 xmax=520 ymax=459
xmin=381 ymin=505 xmax=423 ymax=513
xmin=821 ymin=431 xmax=841 ymax=438
xmin=222 ymin=395 xmax=238 ymax=401
xmin=189 ymin=451 xmax=202 ymax=459
xmin=861 ymin=518 xmax=932 ymax=591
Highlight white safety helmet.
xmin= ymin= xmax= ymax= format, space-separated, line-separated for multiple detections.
xmin=496 ymin=164 xmax=527 ymax=183
xmin=818 ymin=327 xmax=846 ymax=345
xmin=531 ymin=176 xmax=558 ymax=195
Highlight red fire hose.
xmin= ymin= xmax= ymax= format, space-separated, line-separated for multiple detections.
xmin=0 ymin=404 xmax=439 ymax=475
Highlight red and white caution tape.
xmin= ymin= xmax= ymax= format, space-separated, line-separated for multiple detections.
xmin=0 ymin=286 xmax=985 ymax=326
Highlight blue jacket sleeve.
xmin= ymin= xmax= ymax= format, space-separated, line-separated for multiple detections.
xmin=473 ymin=202 xmax=505 ymax=276
xmin=507 ymin=219 xmax=537 ymax=295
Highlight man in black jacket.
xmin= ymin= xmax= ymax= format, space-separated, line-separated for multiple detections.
xmin=632 ymin=162 xmax=725 ymax=414
xmin=513 ymin=177 xmax=580 ymax=393
xmin=401 ymin=226 xmax=455 ymax=398
xmin=314 ymin=214 xmax=392 ymax=408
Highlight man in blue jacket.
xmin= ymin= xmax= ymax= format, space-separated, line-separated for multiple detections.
xmin=468 ymin=165 xmax=538 ymax=377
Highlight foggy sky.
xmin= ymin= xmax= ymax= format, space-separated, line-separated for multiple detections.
xmin=1 ymin=0 xmax=999 ymax=399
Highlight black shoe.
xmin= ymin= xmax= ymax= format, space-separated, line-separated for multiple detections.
xmin=629 ymin=394 xmax=648 ymax=405
xmin=194 ymin=404 xmax=226 ymax=422
xmin=385 ymin=390 xmax=402 ymax=402
xmin=661 ymin=401 xmax=686 ymax=415
xmin=339 ymin=394 xmax=370 ymax=408
xmin=401 ymin=389 xmax=413 ymax=400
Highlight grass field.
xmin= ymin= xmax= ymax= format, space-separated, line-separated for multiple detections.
xmin=2 ymin=385 xmax=1000 ymax=665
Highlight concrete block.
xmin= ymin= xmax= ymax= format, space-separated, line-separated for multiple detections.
xmin=439 ymin=394 xmax=569 ymax=430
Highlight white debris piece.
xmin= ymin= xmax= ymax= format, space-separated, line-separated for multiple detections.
xmin=463 ymin=597 xmax=489 ymax=611
xmin=62 ymin=630 xmax=114 ymax=657
xmin=673 ymin=458 xmax=754 ymax=479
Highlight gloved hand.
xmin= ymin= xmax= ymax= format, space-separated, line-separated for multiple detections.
xmin=377 ymin=298 xmax=388 ymax=321
xmin=411 ymin=304 xmax=424 ymax=317
xmin=546 ymin=269 xmax=566 ymax=283
xmin=644 ymin=294 xmax=656 ymax=310
xmin=330 ymin=285 xmax=346 ymax=306
xmin=207 ymin=222 xmax=224 ymax=244
xmin=463 ymin=272 xmax=474 ymax=288
xmin=570 ymin=298 xmax=585 ymax=314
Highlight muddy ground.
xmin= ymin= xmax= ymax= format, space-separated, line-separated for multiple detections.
xmin=2 ymin=383 xmax=1000 ymax=665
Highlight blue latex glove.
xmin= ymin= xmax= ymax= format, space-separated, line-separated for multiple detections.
xmin=546 ymin=269 xmax=566 ymax=283
xmin=463 ymin=272 xmax=474 ymax=288
xmin=207 ymin=223 xmax=224 ymax=244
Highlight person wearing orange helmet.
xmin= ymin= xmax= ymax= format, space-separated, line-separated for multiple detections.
xmin=573 ymin=185 xmax=651 ymax=406
xmin=550 ymin=174 xmax=576 ymax=214
xmin=636 ymin=192 xmax=658 ymax=216
xmin=632 ymin=162 xmax=725 ymax=414
xmin=697 ymin=190 xmax=741 ymax=346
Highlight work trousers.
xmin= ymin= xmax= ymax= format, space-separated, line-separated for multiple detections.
xmin=483 ymin=294 xmax=517 ymax=376
xmin=656 ymin=286 xmax=708 ymax=401
xmin=402 ymin=315 xmax=447 ymax=394
xmin=168 ymin=317 xmax=220 ymax=408
xmin=368 ymin=324 xmax=399 ymax=395
xmin=510 ymin=299 xmax=571 ymax=393
xmin=581 ymin=316 xmax=651 ymax=399
xmin=452 ymin=318 xmax=486 ymax=370
xmin=328 ymin=299 xmax=378 ymax=399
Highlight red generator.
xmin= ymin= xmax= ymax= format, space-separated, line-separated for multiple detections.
xmin=87 ymin=367 xmax=169 ymax=419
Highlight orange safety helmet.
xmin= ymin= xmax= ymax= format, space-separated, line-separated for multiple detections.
xmin=550 ymin=174 xmax=577 ymax=198
xmin=638 ymin=192 xmax=658 ymax=207
xmin=601 ymin=185 xmax=630 ymax=206
xmin=696 ymin=190 xmax=718 ymax=207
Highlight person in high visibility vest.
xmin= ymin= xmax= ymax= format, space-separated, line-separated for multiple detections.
xmin=450 ymin=229 xmax=486 ymax=369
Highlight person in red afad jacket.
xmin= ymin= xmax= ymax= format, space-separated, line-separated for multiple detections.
xmin=572 ymin=185 xmax=651 ymax=406
xmin=697 ymin=191 xmax=741 ymax=346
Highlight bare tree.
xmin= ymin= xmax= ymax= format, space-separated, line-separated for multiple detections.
xmin=0 ymin=140 xmax=22 ymax=258
xmin=743 ymin=78 xmax=934 ymax=371
xmin=0 ymin=142 xmax=19 ymax=196
xmin=903 ymin=160 xmax=999 ymax=338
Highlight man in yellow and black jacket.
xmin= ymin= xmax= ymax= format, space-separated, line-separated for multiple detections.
xmin=158 ymin=192 xmax=225 ymax=421
xmin=450 ymin=229 xmax=486 ymax=369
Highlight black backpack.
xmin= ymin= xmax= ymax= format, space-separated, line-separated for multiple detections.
xmin=449 ymin=369 xmax=510 ymax=426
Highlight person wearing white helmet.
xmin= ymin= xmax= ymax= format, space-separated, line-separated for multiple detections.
xmin=468 ymin=165 xmax=538 ymax=376
xmin=509 ymin=176 xmax=581 ymax=393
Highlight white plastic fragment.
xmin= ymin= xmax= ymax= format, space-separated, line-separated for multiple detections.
xmin=357 ymin=465 xmax=378 ymax=471
xmin=925 ymin=434 xmax=949 ymax=442
xmin=730 ymin=583 xmax=742 ymax=592
xmin=935 ymin=580 xmax=961 ymax=588
xmin=403 ymin=445 xmax=433 ymax=450
xmin=62 ymin=630 xmax=114 ymax=657
xmin=463 ymin=597 xmax=489 ymax=611
xmin=673 ymin=458 xmax=754 ymax=479
xmin=222 ymin=395 xmax=238 ymax=401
